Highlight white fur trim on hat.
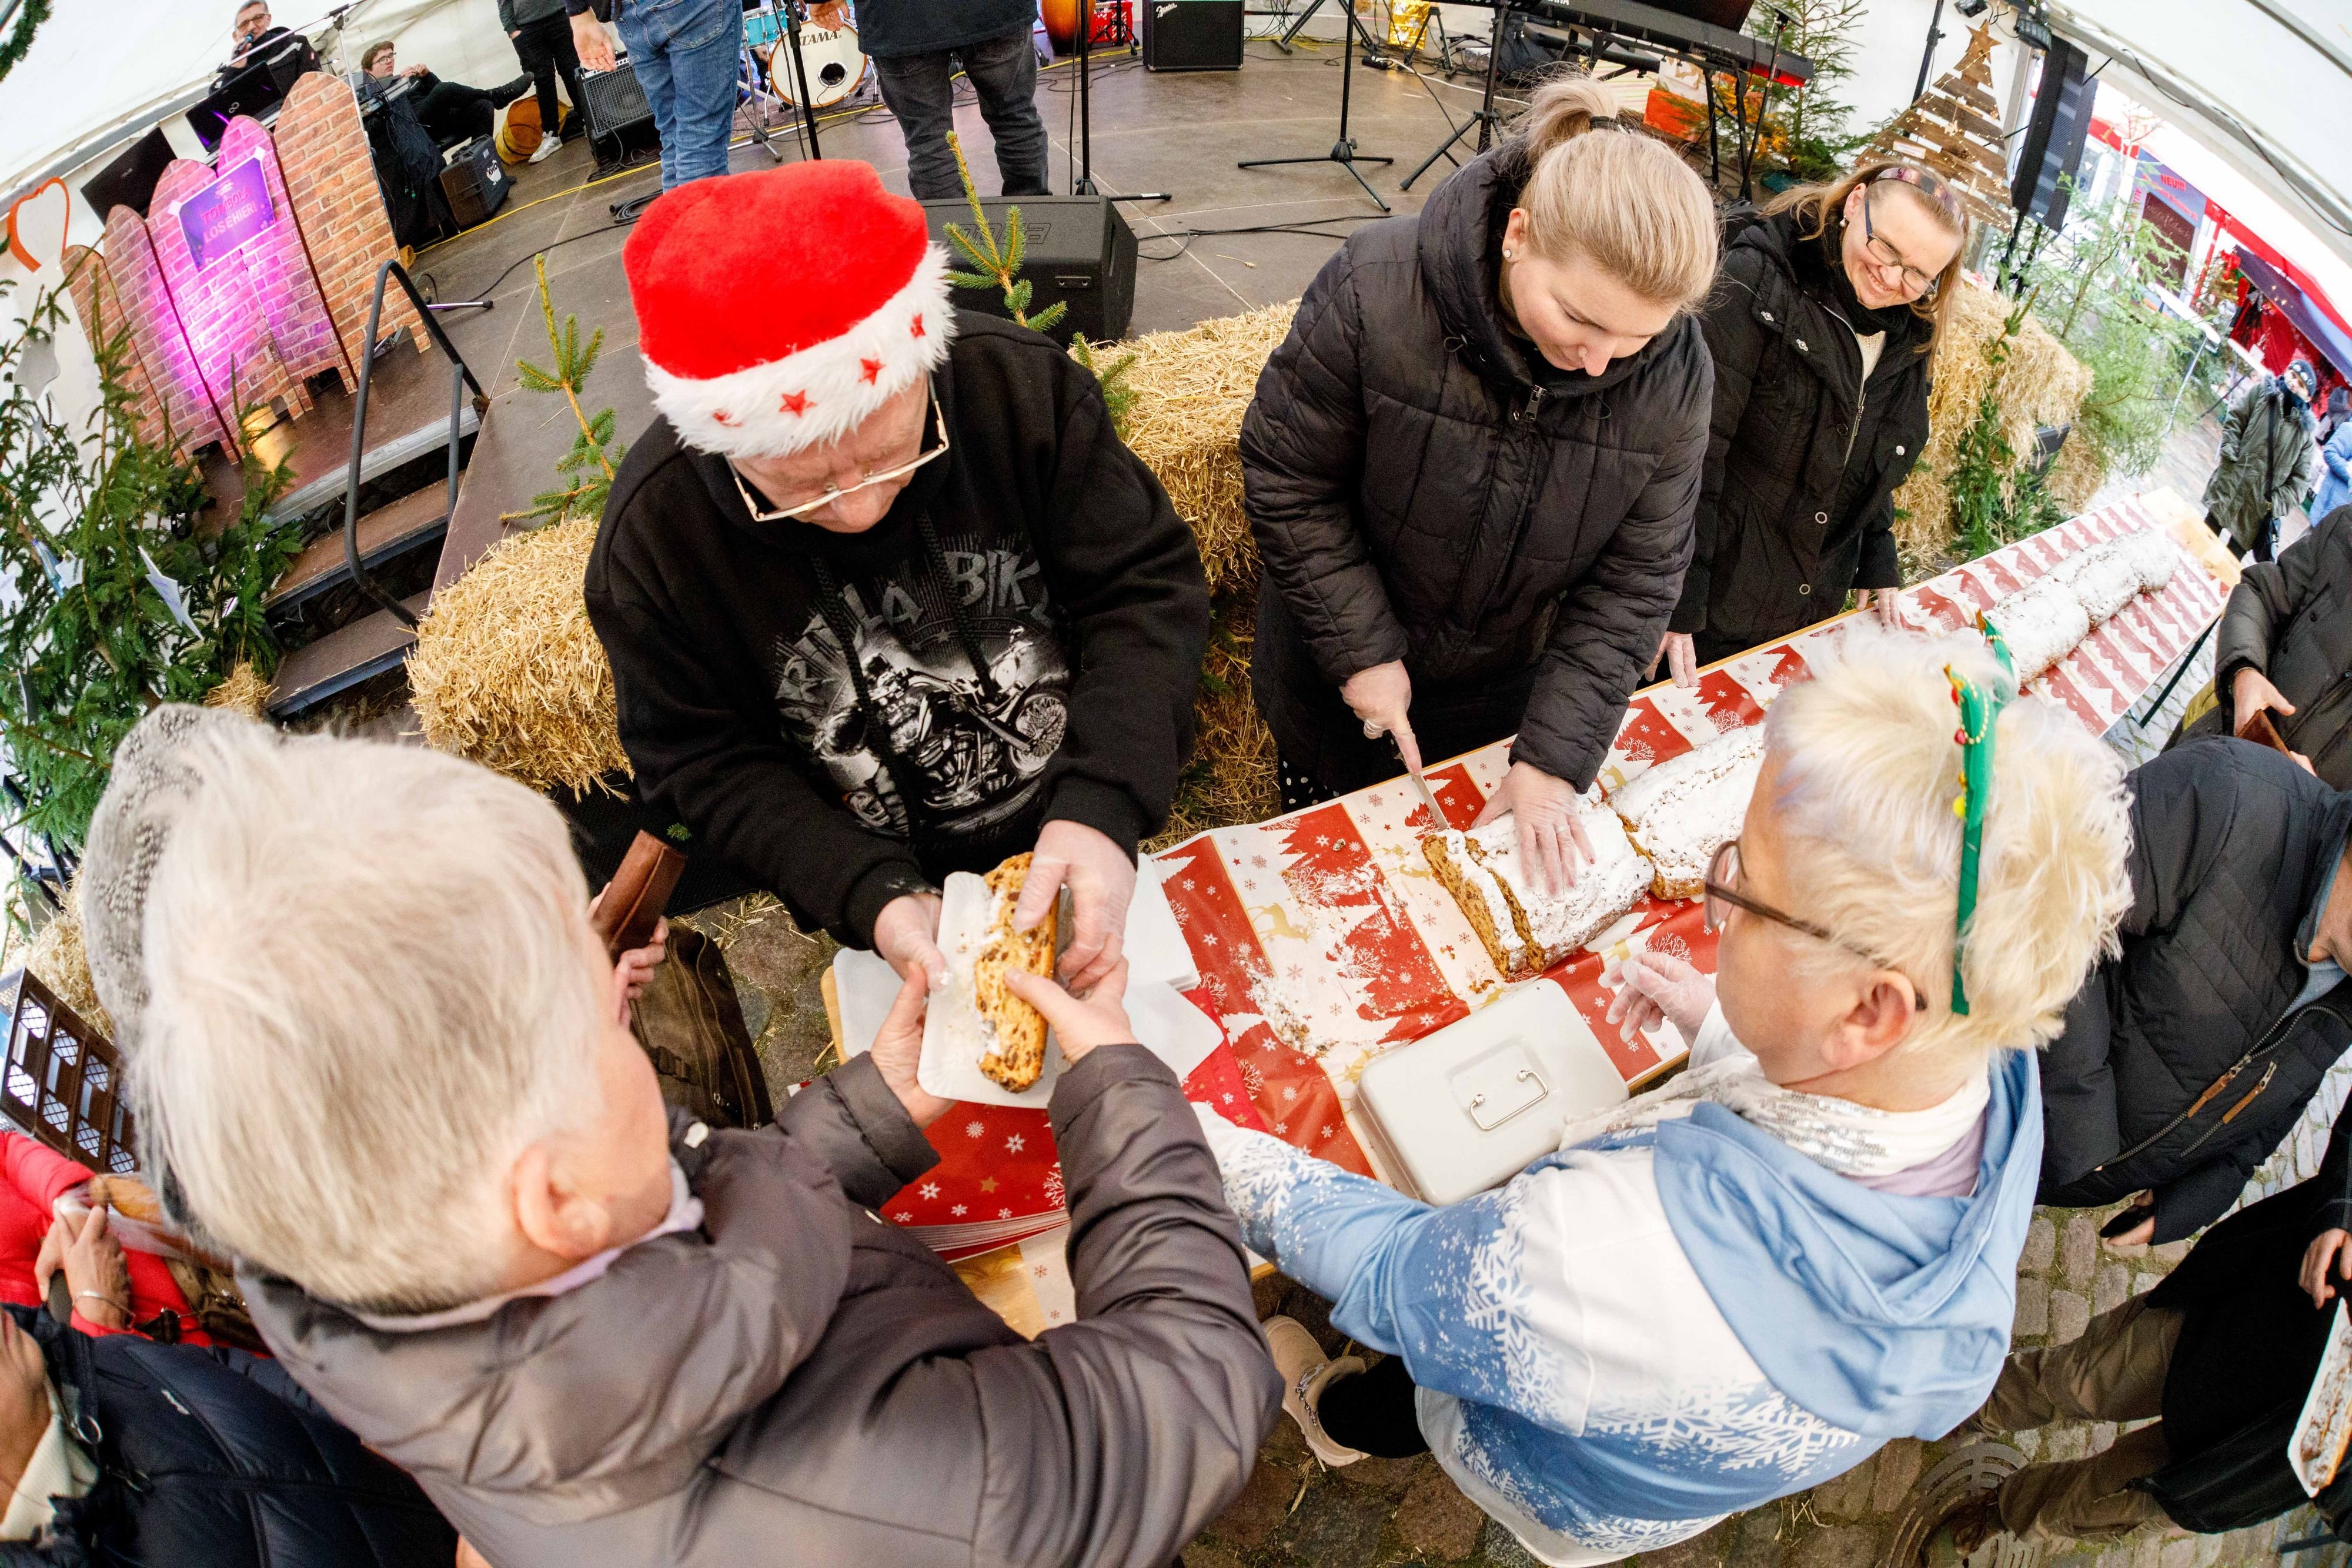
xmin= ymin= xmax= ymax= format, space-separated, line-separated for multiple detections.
xmin=645 ymin=245 xmax=958 ymax=460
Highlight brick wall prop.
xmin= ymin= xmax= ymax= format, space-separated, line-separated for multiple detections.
xmin=273 ymin=73 xmax=427 ymax=376
xmin=144 ymin=157 xmax=309 ymax=431
xmin=60 ymin=246 xmax=180 ymax=460
xmin=215 ymin=116 xmax=352 ymax=395
xmin=95 ymin=207 xmax=233 ymax=456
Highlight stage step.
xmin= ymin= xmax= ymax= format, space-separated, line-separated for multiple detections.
xmin=265 ymin=485 xmax=452 ymax=614
xmin=266 ymin=593 xmax=432 ymax=718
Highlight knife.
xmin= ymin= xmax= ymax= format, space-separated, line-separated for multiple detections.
xmin=1393 ymin=740 xmax=1446 ymax=827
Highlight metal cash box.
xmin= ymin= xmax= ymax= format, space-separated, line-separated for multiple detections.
xmin=1355 ymin=982 xmax=1631 ymax=1206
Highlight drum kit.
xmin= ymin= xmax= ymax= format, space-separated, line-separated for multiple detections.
xmin=744 ymin=2 xmax=868 ymax=109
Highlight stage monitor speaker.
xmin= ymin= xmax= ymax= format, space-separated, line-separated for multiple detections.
xmin=2010 ymin=35 xmax=2094 ymax=232
xmin=438 ymin=136 xmax=513 ymax=229
xmin=918 ymin=195 xmax=1137 ymax=345
xmin=82 ymin=129 xmax=177 ymax=220
xmin=1141 ymin=0 xmax=1242 ymax=71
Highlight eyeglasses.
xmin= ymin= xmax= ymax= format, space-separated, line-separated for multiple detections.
xmin=1859 ymin=190 xmax=1939 ymax=299
xmin=1703 ymin=839 xmax=1923 ymax=1005
xmin=729 ymin=386 xmax=950 ymax=523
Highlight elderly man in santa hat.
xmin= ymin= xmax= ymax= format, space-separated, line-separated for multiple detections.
xmin=587 ymin=160 xmax=1211 ymax=992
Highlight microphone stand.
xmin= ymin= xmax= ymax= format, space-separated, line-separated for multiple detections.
xmin=1073 ymin=0 xmax=1168 ymax=202
xmin=1237 ymin=0 xmax=1392 ymax=210
xmin=781 ymin=1 xmax=823 ymax=158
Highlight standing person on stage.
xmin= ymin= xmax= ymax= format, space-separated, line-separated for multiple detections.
xmin=499 ymin=0 xmax=589 ymax=165
xmin=1197 ymin=635 xmax=2133 ymax=1564
xmin=586 ymin=161 xmax=1208 ymax=987
xmin=2204 ymin=359 xmax=2318 ymax=564
xmin=827 ymin=0 xmax=1050 ymax=202
xmin=1242 ymin=78 xmax=1718 ymax=893
xmin=564 ymin=0 xmax=739 ymax=188
xmin=1656 ymin=165 xmax=1966 ymax=685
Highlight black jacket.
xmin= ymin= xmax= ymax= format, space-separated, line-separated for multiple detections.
xmin=1670 ymin=209 xmax=1932 ymax=651
xmin=0 ymin=1306 xmax=453 ymax=1567
xmin=855 ymin=0 xmax=1035 ymax=58
xmin=1240 ymin=142 xmax=1712 ymax=793
xmin=243 ymin=1051 xmax=1280 ymax=1568
xmin=2183 ymin=503 xmax=2352 ymax=789
xmin=2039 ymin=738 xmax=2352 ymax=1242
xmin=2137 ymin=1098 xmax=2352 ymax=1536
xmin=585 ymin=313 xmax=1210 ymax=947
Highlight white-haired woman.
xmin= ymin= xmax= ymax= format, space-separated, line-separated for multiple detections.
xmin=1197 ymin=632 xmax=2134 ymax=1564
xmin=79 ymin=708 xmax=1278 ymax=1568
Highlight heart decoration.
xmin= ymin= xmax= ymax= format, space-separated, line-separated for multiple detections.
xmin=6 ymin=179 xmax=70 ymax=273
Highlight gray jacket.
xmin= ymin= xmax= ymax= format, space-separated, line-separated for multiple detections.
xmin=2204 ymin=377 xmax=2317 ymax=551
xmin=240 ymin=1048 xmax=1279 ymax=1568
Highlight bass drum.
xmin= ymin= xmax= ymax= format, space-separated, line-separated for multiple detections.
xmin=759 ymin=21 xmax=869 ymax=108
xmin=1039 ymin=0 xmax=1080 ymax=47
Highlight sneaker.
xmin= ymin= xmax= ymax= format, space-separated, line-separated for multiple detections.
xmin=527 ymin=136 xmax=561 ymax=164
xmin=1262 ymin=1316 xmax=1367 ymax=1468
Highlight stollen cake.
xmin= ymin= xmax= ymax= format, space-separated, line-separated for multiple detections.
xmin=2051 ymin=542 xmax=2143 ymax=623
xmin=1981 ymin=575 xmax=2090 ymax=682
xmin=973 ymin=852 xmax=1058 ymax=1092
xmin=1606 ymin=726 xmax=1768 ymax=901
xmin=2112 ymin=527 xmax=2177 ymax=592
xmin=1422 ymin=805 xmax=1651 ymax=979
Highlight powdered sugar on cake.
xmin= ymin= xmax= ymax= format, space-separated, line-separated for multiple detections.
xmin=1606 ymin=726 xmax=1767 ymax=900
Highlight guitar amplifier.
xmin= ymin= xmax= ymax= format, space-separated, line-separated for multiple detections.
xmin=437 ymin=136 xmax=512 ymax=229
xmin=579 ymin=58 xmax=655 ymax=143
xmin=918 ymin=195 xmax=1137 ymax=345
xmin=1141 ymin=0 xmax=1242 ymax=71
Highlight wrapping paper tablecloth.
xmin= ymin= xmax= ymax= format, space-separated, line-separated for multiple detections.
xmin=897 ymin=492 xmax=2229 ymax=1235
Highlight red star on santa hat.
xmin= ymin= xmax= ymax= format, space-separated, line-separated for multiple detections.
xmin=859 ymin=357 xmax=882 ymax=385
xmin=910 ymin=314 xmax=926 ymax=339
xmin=779 ymin=390 xmax=810 ymax=416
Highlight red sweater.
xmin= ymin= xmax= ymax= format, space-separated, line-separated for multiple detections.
xmin=0 ymin=1132 xmax=211 ymax=1346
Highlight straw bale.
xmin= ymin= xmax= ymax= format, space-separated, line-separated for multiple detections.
xmin=203 ymin=661 xmax=269 ymax=718
xmin=406 ymin=516 xmax=630 ymax=795
xmin=1150 ymin=602 xmax=1279 ymax=851
xmin=1892 ymin=281 xmax=2093 ymax=556
xmin=1091 ymin=302 xmax=1296 ymax=596
xmin=26 ymin=885 xmax=113 ymax=1041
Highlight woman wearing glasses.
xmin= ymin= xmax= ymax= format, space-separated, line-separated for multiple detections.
xmin=1654 ymin=164 xmax=1967 ymax=687
xmin=1196 ymin=634 xmax=2133 ymax=1563
xmin=585 ymin=161 xmax=1210 ymax=987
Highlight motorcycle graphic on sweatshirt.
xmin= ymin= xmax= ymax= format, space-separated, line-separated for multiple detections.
xmin=771 ymin=547 xmax=1071 ymax=841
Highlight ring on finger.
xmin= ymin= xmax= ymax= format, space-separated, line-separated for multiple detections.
xmin=1361 ymin=720 xmax=1387 ymax=739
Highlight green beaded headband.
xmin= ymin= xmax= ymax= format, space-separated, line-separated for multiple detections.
xmin=1945 ymin=623 xmax=2017 ymax=1016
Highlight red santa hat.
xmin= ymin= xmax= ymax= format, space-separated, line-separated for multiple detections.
xmin=622 ymin=161 xmax=954 ymax=460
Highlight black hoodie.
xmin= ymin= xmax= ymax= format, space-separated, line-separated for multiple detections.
xmin=584 ymin=312 xmax=1211 ymax=945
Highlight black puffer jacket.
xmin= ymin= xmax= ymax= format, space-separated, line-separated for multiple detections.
xmin=1670 ymin=209 xmax=1933 ymax=655
xmin=2180 ymin=502 xmax=2352 ymax=788
xmin=2040 ymin=738 xmax=2352 ymax=1242
xmin=1240 ymin=141 xmax=1712 ymax=793
xmin=0 ymin=1306 xmax=454 ymax=1567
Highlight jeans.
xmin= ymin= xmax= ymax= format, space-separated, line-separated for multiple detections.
xmin=512 ymin=14 xmax=587 ymax=142
xmin=614 ymin=0 xmax=740 ymax=188
xmin=871 ymin=28 xmax=1048 ymax=201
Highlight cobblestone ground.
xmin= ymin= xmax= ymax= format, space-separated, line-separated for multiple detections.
xmin=708 ymin=753 xmax=2347 ymax=1568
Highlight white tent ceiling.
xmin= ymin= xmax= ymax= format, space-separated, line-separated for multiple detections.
xmin=0 ymin=0 xmax=516 ymax=226
xmin=2044 ymin=0 xmax=2352 ymax=275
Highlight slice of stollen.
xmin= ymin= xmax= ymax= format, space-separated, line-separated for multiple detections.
xmin=1422 ymin=804 xmax=1651 ymax=979
xmin=1606 ymin=726 xmax=1768 ymax=901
